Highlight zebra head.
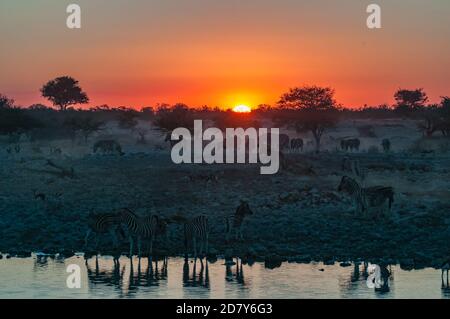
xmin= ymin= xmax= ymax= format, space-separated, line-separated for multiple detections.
xmin=337 ymin=176 xmax=358 ymax=194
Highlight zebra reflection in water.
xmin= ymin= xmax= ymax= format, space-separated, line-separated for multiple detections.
xmin=85 ymin=256 xmax=168 ymax=295
xmin=182 ymin=257 xmax=210 ymax=289
xmin=225 ymin=258 xmax=245 ymax=286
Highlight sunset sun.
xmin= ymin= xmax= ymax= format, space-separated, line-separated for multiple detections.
xmin=232 ymin=104 xmax=252 ymax=113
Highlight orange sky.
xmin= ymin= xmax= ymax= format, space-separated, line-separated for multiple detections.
xmin=1 ymin=0 xmax=449 ymax=109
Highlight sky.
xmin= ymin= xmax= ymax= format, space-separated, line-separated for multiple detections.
xmin=0 ymin=0 xmax=449 ymax=109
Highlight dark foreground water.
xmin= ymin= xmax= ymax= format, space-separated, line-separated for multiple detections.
xmin=0 ymin=254 xmax=449 ymax=299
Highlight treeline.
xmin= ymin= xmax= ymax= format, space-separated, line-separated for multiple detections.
xmin=1 ymin=76 xmax=449 ymax=145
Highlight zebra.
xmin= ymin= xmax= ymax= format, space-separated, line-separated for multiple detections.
xmin=279 ymin=134 xmax=290 ymax=150
xmin=183 ymin=215 xmax=210 ymax=265
xmin=338 ymin=176 xmax=394 ymax=217
xmin=290 ymin=138 xmax=304 ymax=152
xmin=341 ymin=139 xmax=361 ymax=152
xmin=117 ymin=208 xmax=160 ymax=260
xmin=226 ymin=201 xmax=254 ymax=240
xmin=381 ymin=139 xmax=391 ymax=152
xmin=84 ymin=212 xmax=123 ymax=259
xmin=93 ymin=140 xmax=124 ymax=156
xmin=337 ymin=176 xmax=367 ymax=215
xmin=341 ymin=157 xmax=367 ymax=186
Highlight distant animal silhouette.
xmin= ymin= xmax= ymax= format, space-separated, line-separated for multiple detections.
xmin=93 ymin=140 xmax=124 ymax=156
xmin=341 ymin=139 xmax=360 ymax=152
xmin=188 ymin=174 xmax=219 ymax=184
xmin=164 ymin=131 xmax=178 ymax=147
xmin=381 ymin=139 xmax=391 ymax=152
xmin=279 ymin=134 xmax=290 ymax=150
xmin=226 ymin=201 xmax=254 ymax=240
xmin=290 ymin=138 xmax=304 ymax=152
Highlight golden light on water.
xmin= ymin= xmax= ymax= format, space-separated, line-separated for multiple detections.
xmin=232 ymin=104 xmax=252 ymax=113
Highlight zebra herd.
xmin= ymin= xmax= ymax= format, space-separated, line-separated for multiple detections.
xmin=84 ymin=201 xmax=254 ymax=264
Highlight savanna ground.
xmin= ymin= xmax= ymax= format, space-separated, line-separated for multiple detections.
xmin=1 ymin=117 xmax=449 ymax=269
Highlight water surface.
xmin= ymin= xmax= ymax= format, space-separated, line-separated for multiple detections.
xmin=0 ymin=255 xmax=449 ymax=299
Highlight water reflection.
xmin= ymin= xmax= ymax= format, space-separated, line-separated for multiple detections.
xmin=85 ymin=256 xmax=169 ymax=297
xmin=183 ymin=257 xmax=210 ymax=289
xmin=0 ymin=255 xmax=449 ymax=299
xmin=225 ymin=258 xmax=245 ymax=286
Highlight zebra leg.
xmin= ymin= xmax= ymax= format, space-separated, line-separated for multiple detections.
xmin=129 ymin=236 xmax=134 ymax=258
xmin=149 ymin=238 xmax=154 ymax=264
xmin=84 ymin=230 xmax=92 ymax=250
xmin=137 ymin=237 xmax=142 ymax=260
xmin=193 ymin=236 xmax=197 ymax=265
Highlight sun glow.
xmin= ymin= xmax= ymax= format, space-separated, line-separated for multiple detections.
xmin=232 ymin=104 xmax=252 ymax=113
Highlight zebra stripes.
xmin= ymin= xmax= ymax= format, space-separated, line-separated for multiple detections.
xmin=84 ymin=212 xmax=123 ymax=254
xmin=226 ymin=201 xmax=254 ymax=240
xmin=341 ymin=158 xmax=367 ymax=186
xmin=184 ymin=215 xmax=210 ymax=263
xmin=118 ymin=208 xmax=161 ymax=259
xmin=338 ymin=176 xmax=394 ymax=217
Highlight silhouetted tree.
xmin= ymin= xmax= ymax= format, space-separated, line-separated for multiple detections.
xmin=64 ymin=116 xmax=104 ymax=142
xmin=0 ymin=94 xmax=15 ymax=109
xmin=153 ymin=104 xmax=194 ymax=133
xmin=214 ymin=110 xmax=260 ymax=131
xmin=41 ymin=76 xmax=89 ymax=111
xmin=394 ymin=88 xmax=428 ymax=113
xmin=277 ymin=85 xmax=339 ymax=152
xmin=118 ymin=110 xmax=139 ymax=130
xmin=0 ymin=107 xmax=41 ymax=136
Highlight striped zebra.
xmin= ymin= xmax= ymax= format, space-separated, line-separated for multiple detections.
xmin=338 ymin=176 xmax=394 ymax=217
xmin=84 ymin=212 xmax=123 ymax=256
xmin=226 ymin=201 xmax=254 ymax=240
xmin=183 ymin=215 xmax=210 ymax=264
xmin=118 ymin=208 xmax=160 ymax=260
xmin=341 ymin=157 xmax=367 ymax=186
xmin=337 ymin=176 xmax=367 ymax=215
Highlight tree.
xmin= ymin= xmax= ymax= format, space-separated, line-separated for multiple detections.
xmin=278 ymin=86 xmax=337 ymax=110
xmin=118 ymin=110 xmax=139 ymax=130
xmin=0 ymin=94 xmax=15 ymax=109
xmin=0 ymin=107 xmax=42 ymax=136
xmin=153 ymin=103 xmax=194 ymax=133
xmin=277 ymin=85 xmax=339 ymax=152
xmin=394 ymin=88 xmax=428 ymax=112
xmin=64 ymin=116 xmax=104 ymax=142
xmin=41 ymin=76 xmax=89 ymax=111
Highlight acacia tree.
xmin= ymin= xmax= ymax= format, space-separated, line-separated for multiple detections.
xmin=394 ymin=88 xmax=428 ymax=113
xmin=41 ymin=76 xmax=89 ymax=111
xmin=277 ymin=85 xmax=339 ymax=153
